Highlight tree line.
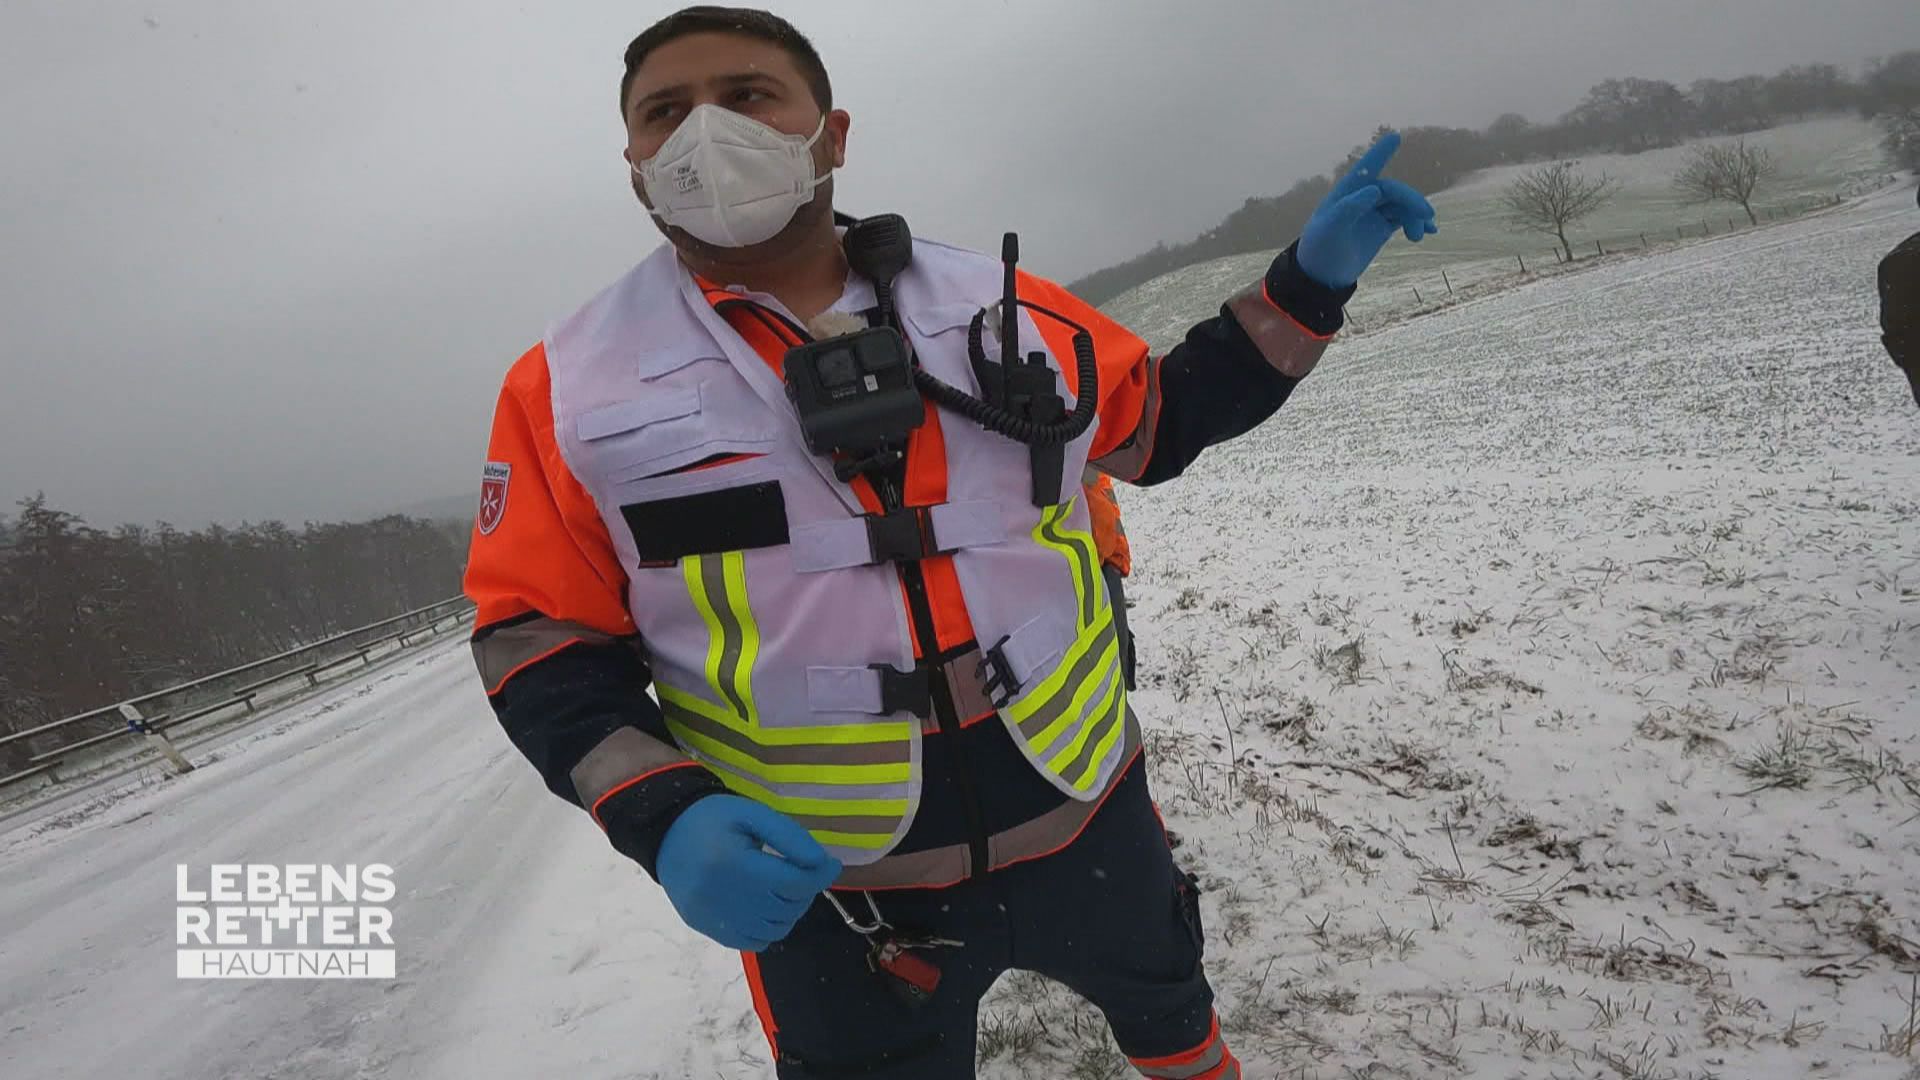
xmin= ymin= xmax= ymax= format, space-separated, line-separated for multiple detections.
xmin=1069 ymin=52 xmax=1920 ymax=304
xmin=0 ymin=495 xmax=465 ymax=753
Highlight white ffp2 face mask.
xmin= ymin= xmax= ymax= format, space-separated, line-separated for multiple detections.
xmin=633 ymin=104 xmax=830 ymax=248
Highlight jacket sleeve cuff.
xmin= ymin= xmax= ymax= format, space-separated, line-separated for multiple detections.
xmin=1263 ymin=241 xmax=1356 ymax=338
xmin=595 ymin=763 xmax=730 ymax=881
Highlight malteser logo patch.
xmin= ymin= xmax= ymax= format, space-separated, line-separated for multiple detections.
xmin=478 ymin=462 xmax=511 ymax=536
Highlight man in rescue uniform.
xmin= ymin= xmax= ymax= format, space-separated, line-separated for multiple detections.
xmin=463 ymin=8 xmax=1437 ymax=1078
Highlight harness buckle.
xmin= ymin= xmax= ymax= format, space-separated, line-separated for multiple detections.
xmin=864 ymin=506 xmax=939 ymax=563
xmin=977 ymin=636 xmax=1022 ymax=710
xmin=870 ymin=663 xmax=933 ymax=718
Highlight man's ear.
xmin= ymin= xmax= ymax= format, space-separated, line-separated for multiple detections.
xmin=827 ymin=109 xmax=852 ymax=169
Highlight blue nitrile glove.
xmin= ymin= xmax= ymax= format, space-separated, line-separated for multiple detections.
xmin=1296 ymin=131 xmax=1440 ymax=289
xmin=655 ymin=793 xmax=842 ymax=951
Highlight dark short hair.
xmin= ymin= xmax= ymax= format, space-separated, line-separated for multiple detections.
xmin=620 ymin=6 xmax=832 ymax=120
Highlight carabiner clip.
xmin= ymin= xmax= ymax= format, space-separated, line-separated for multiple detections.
xmin=823 ymin=890 xmax=888 ymax=936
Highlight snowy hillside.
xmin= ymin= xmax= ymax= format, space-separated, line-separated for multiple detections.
xmin=1107 ymin=116 xmax=1894 ymax=352
xmin=0 ymin=185 xmax=1915 ymax=1080
xmin=1083 ymin=180 xmax=1920 ymax=1080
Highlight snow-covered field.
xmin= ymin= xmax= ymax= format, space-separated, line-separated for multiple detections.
xmin=1071 ymin=181 xmax=1919 ymax=1080
xmin=1 ymin=185 xmax=1915 ymax=1080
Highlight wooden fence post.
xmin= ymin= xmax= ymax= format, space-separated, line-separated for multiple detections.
xmin=1517 ymin=253 xmax=1527 ymax=274
xmin=1441 ymin=269 xmax=1454 ymax=296
xmin=1412 ymin=285 xmax=1423 ymax=305
xmin=1595 ymin=240 xmax=1604 ymax=257
xmin=120 ymin=703 xmax=193 ymax=775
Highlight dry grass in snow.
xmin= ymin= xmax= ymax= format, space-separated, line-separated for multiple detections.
xmin=977 ymin=184 xmax=1920 ymax=1079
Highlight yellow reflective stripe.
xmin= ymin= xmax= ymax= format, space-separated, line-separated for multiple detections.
xmin=1032 ymin=504 xmax=1079 ymax=624
xmin=1002 ymin=603 xmax=1116 ymax=724
xmin=1029 ymin=501 xmax=1087 ymax=612
xmin=1049 ymin=655 xmax=1123 ymax=773
xmin=683 ymin=555 xmax=732 ymax=714
xmin=1006 ymin=497 xmax=1115 ymax=729
xmin=1039 ymin=500 xmax=1104 ymax=626
xmin=808 ymin=830 xmax=899 ymax=850
xmin=665 ymin=717 xmax=911 ymax=786
xmin=702 ymin=763 xmax=909 ymax=820
xmin=1071 ymin=686 xmax=1130 ymax=793
xmin=657 ymin=682 xmax=728 ymax=724
xmin=721 ymin=551 xmax=759 ymax=720
xmin=1028 ymin=633 xmax=1120 ymax=754
xmin=671 ymin=549 xmax=907 ymax=849
xmin=659 ymin=684 xmax=910 ymax=746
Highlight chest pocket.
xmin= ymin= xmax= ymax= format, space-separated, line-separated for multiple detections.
xmin=903 ymin=303 xmax=991 ymax=397
xmin=575 ymin=372 xmax=792 ymax=565
xmin=576 ymin=378 xmax=777 ymax=482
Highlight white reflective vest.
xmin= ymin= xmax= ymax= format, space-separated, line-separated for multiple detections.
xmin=542 ymin=237 xmax=1134 ymax=871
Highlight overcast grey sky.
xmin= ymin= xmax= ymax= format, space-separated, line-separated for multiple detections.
xmin=2 ymin=0 xmax=1913 ymax=527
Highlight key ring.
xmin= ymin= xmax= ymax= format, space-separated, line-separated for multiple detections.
xmin=822 ymin=890 xmax=888 ymax=936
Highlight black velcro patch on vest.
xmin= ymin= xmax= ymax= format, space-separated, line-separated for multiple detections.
xmin=621 ymin=480 xmax=790 ymax=565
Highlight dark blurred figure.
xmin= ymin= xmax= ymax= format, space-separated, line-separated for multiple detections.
xmin=1880 ymin=185 xmax=1920 ymax=406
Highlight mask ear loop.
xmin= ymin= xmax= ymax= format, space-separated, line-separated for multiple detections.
xmin=796 ymin=113 xmax=833 ymax=193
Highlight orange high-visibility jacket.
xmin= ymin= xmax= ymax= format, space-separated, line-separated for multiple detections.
xmin=1084 ymin=472 xmax=1130 ymax=576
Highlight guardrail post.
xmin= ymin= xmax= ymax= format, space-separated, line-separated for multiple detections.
xmin=120 ymin=703 xmax=194 ymax=775
xmin=17 ymin=598 xmax=473 ymax=799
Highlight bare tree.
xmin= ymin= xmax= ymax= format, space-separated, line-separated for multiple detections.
xmin=1673 ymin=138 xmax=1778 ymax=226
xmin=1878 ymin=107 xmax=1920 ymax=172
xmin=1502 ymin=161 xmax=1619 ymax=264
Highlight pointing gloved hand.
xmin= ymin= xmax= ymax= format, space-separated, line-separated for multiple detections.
xmin=1297 ymin=131 xmax=1439 ymax=290
xmin=655 ymin=793 xmax=842 ymax=951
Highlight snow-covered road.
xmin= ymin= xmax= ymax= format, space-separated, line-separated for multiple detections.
xmin=2 ymin=185 xmax=1915 ymax=1080
xmin=0 ymin=644 xmax=757 ymax=1079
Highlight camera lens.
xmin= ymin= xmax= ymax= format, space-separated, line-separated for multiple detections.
xmin=817 ymin=348 xmax=857 ymax=388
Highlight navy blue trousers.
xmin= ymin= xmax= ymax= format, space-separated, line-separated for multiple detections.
xmin=745 ymin=758 xmax=1218 ymax=1078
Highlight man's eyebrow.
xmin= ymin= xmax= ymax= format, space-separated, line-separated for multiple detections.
xmin=631 ymin=71 xmax=788 ymax=112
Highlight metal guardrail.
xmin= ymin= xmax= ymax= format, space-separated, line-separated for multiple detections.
xmin=0 ymin=595 xmax=474 ymax=791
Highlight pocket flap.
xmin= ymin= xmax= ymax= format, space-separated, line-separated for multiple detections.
xmin=999 ymin=610 xmax=1074 ymax=689
xmin=635 ymin=348 xmax=721 ymax=379
xmin=577 ymin=386 xmax=702 ymax=442
xmin=904 ymin=302 xmax=984 ymax=337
